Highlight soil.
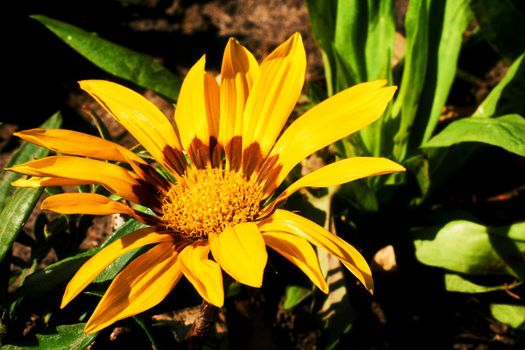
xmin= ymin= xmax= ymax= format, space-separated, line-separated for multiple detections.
xmin=2 ymin=1 xmax=525 ymax=349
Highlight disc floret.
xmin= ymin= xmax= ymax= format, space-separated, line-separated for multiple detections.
xmin=162 ymin=168 xmax=263 ymax=238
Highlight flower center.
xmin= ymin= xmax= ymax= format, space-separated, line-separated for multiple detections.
xmin=161 ymin=168 xmax=263 ymax=239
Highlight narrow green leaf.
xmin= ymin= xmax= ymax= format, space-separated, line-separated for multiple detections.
xmin=420 ymin=0 xmax=472 ymax=143
xmin=31 ymin=15 xmax=182 ymax=101
xmin=424 ymin=114 xmax=525 ymax=156
xmin=0 ymin=112 xmax=62 ymax=210
xmin=1 ymin=323 xmax=96 ymax=349
xmin=333 ymin=1 xmax=367 ymax=85
xmin=392 ymin=0 xmax=430 ymax=160
xmin=0 ymin=188 xmax=44 ymax=264
xmin=470 ymin=0 xmax=525 ymax=61
xmin=358 ymin=0 xmax=395 ymax=156
xmin=490 ymin=303 xmax=525 ymax=329
xmin=133 ymin=316 xmax=161 ymax=350
xmin=306 ymin=0 xmax=337 ymax=96
xmin=444 ymin=273 xmax=521 ymax=293
xmin=472 ymin=53 xmax=525 ymax=118
xmin=283 ymin=285 xmax=313 ymax=310
xmin=364 ymin=0 xmax=395 ymax=82
xmin=413 ymin=220 xmax=525 ymax=279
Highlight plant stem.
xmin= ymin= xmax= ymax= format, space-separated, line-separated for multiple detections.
xmin=186 ymin=300 xmax=219 ymax=349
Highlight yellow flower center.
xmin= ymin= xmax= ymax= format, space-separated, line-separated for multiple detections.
xmin=161 ymin=168 xmax=263 ymax=239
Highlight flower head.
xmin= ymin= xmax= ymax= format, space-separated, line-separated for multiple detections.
xmin=8 ymin=33 xmax=404 ymax=333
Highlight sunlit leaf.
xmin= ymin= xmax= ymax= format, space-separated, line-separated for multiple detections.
xmin=283 ymin=285 xmax=313 ymax=310
xmin=32 ymin=15 xmax=182 ymax=101
xmin=490 ymin=303 xmax=525 ymax=329
xmin=444 ymin=273 xmax=521 ymax=293
xmin=424 ymin=114 xmax=525 ymax=156
xmin=413 ymin=220 xmax=525 ymax=279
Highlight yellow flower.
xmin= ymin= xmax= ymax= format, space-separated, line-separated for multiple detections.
xmin=8 ymin=33 xmax=403 ymax=333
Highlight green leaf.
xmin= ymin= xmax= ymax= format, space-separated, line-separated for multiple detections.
xmin=391 ymin=0 xmax=430 ymax=160
xmin=419 ymin=0 xmax=472 ymax=143
xmin=413 ymin=220 xmax=525 ymax=279
xmin=31 ymin=15 xmax=182 ymax=101
xmin=0 ymin=112 xmax=62 ymax=211
xmin=470 ymin=0 xmax=525 ymax=61
xmin=444 ymin=273 xmax=521 ymax=293
xmin=490 ymin=303 xmax=525 ymax=329
xmin=305 ymin=0 xmax=337 ymax=95
xmin=133 ymin=316 xmax=161 ymax=350
xmin=0 ymin=188 xmax=44 ymax=264
xmin=423 ymin=114 xmax=525 ymax=156
xmin=16 ymin=219 xmax=146 ymax=298
xmin=1 ymin=323 xmax=96 ymax=349
xmin=283 ymin=285 xmax=313 ymax=310
xmin=472 ymin=53 xmax=525 ymax=118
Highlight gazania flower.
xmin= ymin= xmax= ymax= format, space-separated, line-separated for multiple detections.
xmin=8 ymin=33 xmax=403 ymax=333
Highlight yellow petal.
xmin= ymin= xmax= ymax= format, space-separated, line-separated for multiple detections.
xmin=179 ymin=241 xmax=224 ymax=307
xmin=61 ymin=228 xmax=174 ymax=308
xmin=241 ymin=33 xmax=306 ymax=171
xmin=209 ymin=222 xmax=267 ymax=287
xmin=41 ymin=193 xmax=135 ymax=215
xmin=7 ymin=156 xmax=158 ymax=208
xmin=13 ymin=128 xmax=144 ymax=164
xmin=258 ymin=209 xmax=373 ymax=293
xmin=79 ymin=80 xmax=186 ymax=175
xmin=219 ymin=38 xmax=260 ymax=169
xmin=259 ymin=81 xmax=397 ymax=191
xmin=174 ymin=56 xmax=219 ymax=168
xmin=84 ymin=242 xmax=182 ymax=333
xmin=262 ymin=231 xmax=328 ymax=293
xmin=263 ymin=157 xmax=405 ymax=212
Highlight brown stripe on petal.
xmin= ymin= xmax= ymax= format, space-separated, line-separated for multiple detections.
xmin=242 ymin=142 xmax=264 ymax=178
xmin=225 ymin=136 xmax=243 ymax=172
xmin=256 ymin=153 xmax=282 ymax=196
xmin=188 ymin=138 xmax=209 ymax=169
xmin=127 ymin=159 xmax=171 ymax=193
xmin=209 ymin=137 xmax=222 ymax=168
xmin=130 ymin=181 xmax=164 ymax=213
xmin=163 ymin=146 xmax=188 ymax=176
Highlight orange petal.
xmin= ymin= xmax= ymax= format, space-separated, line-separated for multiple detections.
xmin=7 ymin=156 xmax=159 ymax=208
xmin=40 ymin=193 xmax=158 ymax=224
xmin=84 ymin=242 xmax=182 ymax=333
xmin=41 ymin=193 xmax=135 ymax=215
xmin=79 ymin=80 xmax=186 ymax=175
xmin=179 ymin=241 xmax=224 ymax=307
xmin=11 ymin=176 xmax=89 ymax=188
xmin=219 ymin=38 xmax=260 ymax=169
xmin=13 ymin=128 xmax=144 ymax=164
xmin=258 ymin=209 xmax=373 ymax=293
xmin=61 ymin=228 xmax=174 ymax=309
xmin=262 ymin=157 xmax=405 ymax=212
xmin=263 ymin=231 xmax=328 ymax=293
xmin=260 ymin=81 xmax=397 ymax=191
xmin=242 ymin=33 xmax=306 ymax=167
xmin=209 ymin=222 xmax=267 ymax=287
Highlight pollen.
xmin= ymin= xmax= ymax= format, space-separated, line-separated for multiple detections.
xmin=161 ymin=168 xmax=263 ymax=239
